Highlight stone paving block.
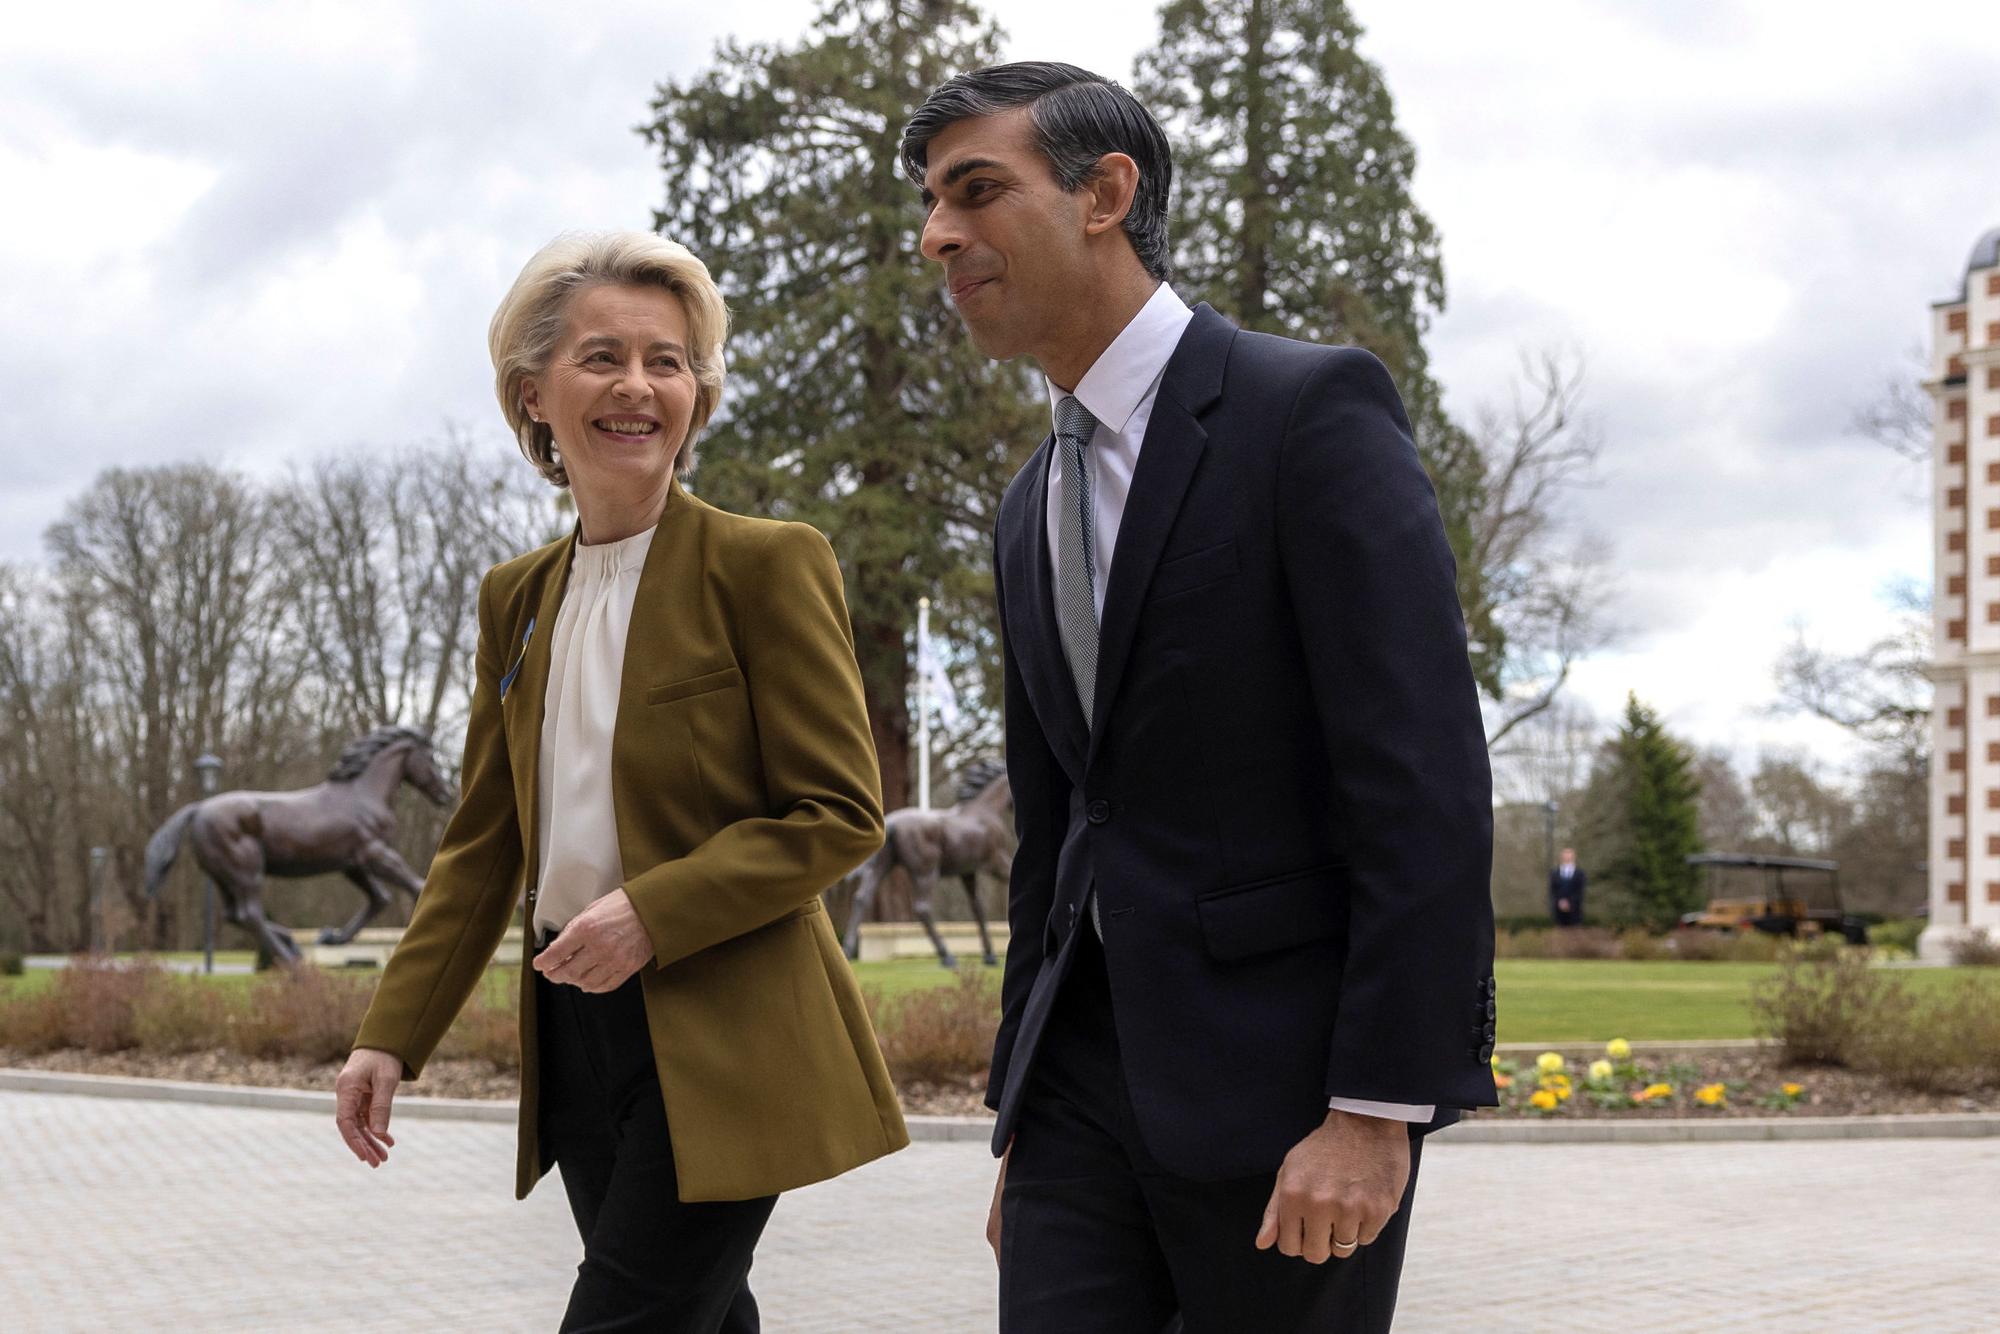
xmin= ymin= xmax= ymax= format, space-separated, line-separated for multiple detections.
xmin=2 ymin=1092 xmax=1995 ymax=1331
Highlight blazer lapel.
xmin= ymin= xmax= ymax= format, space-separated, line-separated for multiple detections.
xmin=1003 ymin=440 xmax=1089 ymax=780
xmin=513 ymin=527 xmax=577 ymax=891
xmin=1087 ymin=305 xmax=1234 ymax=764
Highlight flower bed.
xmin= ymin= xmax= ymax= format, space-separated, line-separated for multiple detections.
xmin=1478 ymin=1040 xmax=2000 ymax=1120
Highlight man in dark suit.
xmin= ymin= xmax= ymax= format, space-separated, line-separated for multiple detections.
xmin=1550 ymin=847 xmax=1587 ymax=926
xmin=902 ymin=63 xmax=1496 ymax=1332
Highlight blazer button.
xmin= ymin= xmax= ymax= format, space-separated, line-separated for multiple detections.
xmin=1485 ymin=998 xmax=1498 ymax=1021
xmin=1478 ymin=1041 xmax=1495 ymax=1063
xmin=1086 ymin=800 xmax=1111 ymax=825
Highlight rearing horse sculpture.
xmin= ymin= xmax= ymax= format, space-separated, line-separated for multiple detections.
xmin=143 ymin=725 xmax=455 ymax=965
xmin=838 ymin=759 xmax=1013 ymax=969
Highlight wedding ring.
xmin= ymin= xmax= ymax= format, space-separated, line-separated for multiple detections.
xmin=1333 ymin=1236 xmax=1359 ymax=1251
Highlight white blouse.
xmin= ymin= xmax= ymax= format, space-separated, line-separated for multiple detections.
xmin=531 ymin=524 xmax=654 ymax=940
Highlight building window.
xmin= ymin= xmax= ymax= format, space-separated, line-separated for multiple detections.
xmin=1990 ymin=416 xmax=2000 ymax=437
xmin=1987 ymin=555 xmax=2000 ymax=576
xmin=1987 ymin=786 xmax=2000 ymax=807
xmin=1950 ymin=398 xmax=1968 ymax=420
xmin=1949 ymin=617 xmax=1967 ymax=639
xmin=1986 ymin=835 xmax=2000 ymax=856
xmin=1949 ymin=794 xmax=1966 ymax=814
xmin=1949 ymin=751 xmax=1967 ymax=771
xmin=1949 ymin=574 xmax=1966 ymax=594
xmin=1948 ymin=881 xmax=1967 ymax=904
xmin=1948 ymin=309 xmax=1968 ymax=332
xmin=1950 ymin=355 xmax=1966 ymax=377
xmin=1989 ymin=367 xmax=2000 ymax=391
xmin=1987 ymin=603 xmax=2000 ymax=623
xmin=1987 ymin=463 xmax=2000 ymax=485
xmin=1990 ymin=883 xmax=2000 ymax=904
xmin=1989 ymin=273 xmax=2000 ymax=297
xmin=1989 ymin=323 xmax=2000 ymax=345
xmin=1951 ymin=443 xmax=1969 ymax=464
xmin=1985 ymin=510 xmax=1999 ymax=530
xmin=1947 ymin=533 xmax=1965 ymax=554
xmin=1949 ymin=705 xmax=1967 ymax=726
xmin=1988 ymin=694 xmax=1999 ymax=716
xmin=1947 ymin=486 xmax=1966 ymax=507
xmin=1986 ymin=741 xmax=2000 ymax=762
xmin=1949 ymin=838 xmax=1967 ymax=858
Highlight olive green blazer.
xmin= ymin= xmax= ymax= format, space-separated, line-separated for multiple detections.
xmin=353 ymin=479 xmax=907 ymax=1202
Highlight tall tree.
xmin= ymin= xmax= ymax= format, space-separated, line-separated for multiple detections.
xmin=639 ymin=0 xmax=1043 ymax=815
xmin=1597 ymin=692 xmax=1703 ymax=929
xmin=1134 ymin=0 xmax=1494 ymax=697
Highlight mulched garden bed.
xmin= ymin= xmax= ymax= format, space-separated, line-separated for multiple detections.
xmin=7 ymin=1047 xmax=1995 ymax=1120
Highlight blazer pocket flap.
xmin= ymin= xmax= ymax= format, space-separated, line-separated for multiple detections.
xmin=1149 ymin=539 xmax=1238 ymax=601
xmin=1196 ymin=864 xmax=1346 ymax=962
xmin=646 ymin=665 xmax=744 ymax=706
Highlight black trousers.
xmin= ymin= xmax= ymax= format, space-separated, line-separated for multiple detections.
xmin=1000 ymin=926 xmax=1423 ymax=1334
xmin=535 ymin=945 xmax=777 ymax=1333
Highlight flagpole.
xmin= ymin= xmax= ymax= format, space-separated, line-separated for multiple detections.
xmin=916 ymin=596 xmax=932 ymax=811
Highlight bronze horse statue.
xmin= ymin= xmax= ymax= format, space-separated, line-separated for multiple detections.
xmin=143 ymin=725 xmax=455 ymax=965
xmin=838 ymin=759 xmax=1012 ymax=969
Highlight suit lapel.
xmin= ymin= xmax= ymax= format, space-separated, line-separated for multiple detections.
xmin=1003 ymin=439 xmax=1089 ymax=780
xmin=1086 ymin=305 xmax=1234 ymax=764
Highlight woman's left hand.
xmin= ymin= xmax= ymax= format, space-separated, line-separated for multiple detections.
xmin=532 ymin=889 xmax=654 ymax=992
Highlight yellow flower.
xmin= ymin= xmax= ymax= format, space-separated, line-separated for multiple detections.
xmin=1781 ymin=1082 xmax=1804 ymax=1097
xmin=1536 ymin=1052 xmax=1565 ymax=1074
xmin=1633 ymin=1082 xmax=1673 ymax=1102
xmin=1695 ymin=1083 xmax=1727 ymax=1107
xmin=1490 ymin=1053 xmax=1502 ymax=1070
xmin=1588 ymin=1059 xmax=1614 ymax=1082
xmin=1606 ymin=1038 xmax=1632 ymax=1061
xmin=1529 ymin=1090 xmax=1558 ymax=1111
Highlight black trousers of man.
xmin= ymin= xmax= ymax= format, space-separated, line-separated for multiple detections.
xmin=1000 ymin=926 xmax=1424 ymax=1334
xmin=534 ymin=941 xmax=776 ymax=1333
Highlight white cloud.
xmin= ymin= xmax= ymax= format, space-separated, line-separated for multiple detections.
xmin=2 ymin=0 xmax=1988 ymax=779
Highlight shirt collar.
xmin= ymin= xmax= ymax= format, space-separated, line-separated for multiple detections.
xmin=1045 ymin=283 xmax=1194 ymax=436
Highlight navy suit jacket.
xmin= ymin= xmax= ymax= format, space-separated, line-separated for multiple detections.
xmin=985 ymin=304 xmax=1498 ymax=1181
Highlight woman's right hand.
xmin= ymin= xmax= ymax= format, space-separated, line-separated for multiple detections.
xmin=335 ymin=1047 xmax=403 ymax=1167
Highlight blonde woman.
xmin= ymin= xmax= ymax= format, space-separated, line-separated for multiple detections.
xmin=334 ymin=231 xmax=907 ymax=1332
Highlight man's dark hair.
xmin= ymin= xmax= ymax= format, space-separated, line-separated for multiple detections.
xmin=900 ymin=61 xmax=1173 ymax=283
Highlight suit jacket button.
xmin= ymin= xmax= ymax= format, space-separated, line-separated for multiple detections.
xmin=1485 ymin=998 xmax=1498 ymax=1020
xmin=1086 ymin=800 xmax=1111 ymax=825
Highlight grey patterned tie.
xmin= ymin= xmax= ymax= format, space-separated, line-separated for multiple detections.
xmin=1053 ymin=395 xmax=1106 ymax=937
xmin=1053 ymin=395 xmax=1102 ymax=725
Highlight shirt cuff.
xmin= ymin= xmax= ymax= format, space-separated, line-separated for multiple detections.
xmin=1327 ymin=1097 xmax=1436 ymax=1123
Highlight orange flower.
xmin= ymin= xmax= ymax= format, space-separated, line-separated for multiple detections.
xmin=1494 ymin=1073 xmax=1514 ymax=1089
xmin=1529 ymin=1090 xmax=1558 ymax=1111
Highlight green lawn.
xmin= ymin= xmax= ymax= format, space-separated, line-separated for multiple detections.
xmin=850 ymin=956 xmax=1005 ymax=1000
xmin=7 ymin=956 xmax=1997 ymax=1046
xmin=1493 ymin=960 xmax=2000 ymax=1043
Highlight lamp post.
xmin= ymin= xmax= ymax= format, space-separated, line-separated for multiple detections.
xmin=916 ymin=597 xmax=932 ymax=812
xmin=88 ymin=846 xmax=107 ymax=955
xmin=193 ymin=754 xmax=222 ymax=976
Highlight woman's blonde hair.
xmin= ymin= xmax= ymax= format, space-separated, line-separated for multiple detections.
xmin=489 ymin=231 xmax=729 ymax=486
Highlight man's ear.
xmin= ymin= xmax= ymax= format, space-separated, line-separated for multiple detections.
xmin=1083 ymin=152 xmax=1141 ymax=238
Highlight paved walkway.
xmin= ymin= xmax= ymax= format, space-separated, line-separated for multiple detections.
xmin=3 ymin=1090 xmax=1994 ymax=1331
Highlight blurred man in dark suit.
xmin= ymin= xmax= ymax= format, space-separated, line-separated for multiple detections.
xmin=1549 ymin=847 xmax=1587 ymax=927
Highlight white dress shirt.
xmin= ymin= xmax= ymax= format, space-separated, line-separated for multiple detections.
xmin=1045 ymin=283 xmax=1434 ymax=1125
xmin=532 ymin=524 xmax=653 ymax=940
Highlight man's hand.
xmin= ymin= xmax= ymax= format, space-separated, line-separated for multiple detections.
xmin=987 ymin=1142 xmax=1010 ymax=1261
xmin=1255 ymin=1109 xmax=1411 ymax=1264
xmin=1557 ymin=897 xmax=1572 ymax=912
xmin=532 ymin=888 xmax=653 ymax=992
xmin=335 ymin=1047 xmax=403 ymax=1168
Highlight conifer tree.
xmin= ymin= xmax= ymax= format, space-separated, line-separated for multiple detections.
xmin=640 ymin=0 xmax=1043 ymax=810
xmin=1603 ymin=692 xmax=1704 ymax=929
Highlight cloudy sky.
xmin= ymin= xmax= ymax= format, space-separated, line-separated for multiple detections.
xmin=4 ymin=0 xmax=1994 ymax=780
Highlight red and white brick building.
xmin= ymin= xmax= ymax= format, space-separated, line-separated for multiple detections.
xmin=1926 ymin=226 xmax=2000 ymax=960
